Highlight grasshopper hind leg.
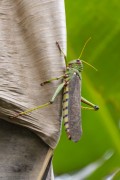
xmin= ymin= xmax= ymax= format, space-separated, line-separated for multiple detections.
xmin=94 ymin=105 xmax=99 ymax=111
xmin=81 ymin=96 xmax=99 ymax=111
xmin=10 ymin=82 xmax=65 ymax=119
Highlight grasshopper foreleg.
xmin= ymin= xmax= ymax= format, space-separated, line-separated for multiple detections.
xmin=56 ymin=41 xmax=67 ymax=63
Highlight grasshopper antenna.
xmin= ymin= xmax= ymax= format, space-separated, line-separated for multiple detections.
xmin=81 ymin=60 xmax=98 ymax=71
xmin=78 ymin=37 xmax=98 ymax=71
xmin=79 ymin=37 xmax=91 ymax=59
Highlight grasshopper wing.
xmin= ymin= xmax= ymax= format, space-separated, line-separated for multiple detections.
xmin=68 ymin=73 xmax=82 ymax=142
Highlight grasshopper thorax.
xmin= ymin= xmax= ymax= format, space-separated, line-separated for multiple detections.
xmin=68 ymin=59 xmax=83 ymax=72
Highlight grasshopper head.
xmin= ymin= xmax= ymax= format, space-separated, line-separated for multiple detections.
xmin=68 ymin=59 xmax=83 ymax=72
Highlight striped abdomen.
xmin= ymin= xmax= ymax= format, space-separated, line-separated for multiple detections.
xmin=62 ymin=82 xmax=71 ymax=139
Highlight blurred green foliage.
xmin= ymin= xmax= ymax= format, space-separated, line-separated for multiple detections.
xmin=53 ymin=0 xmax=120 ymax=179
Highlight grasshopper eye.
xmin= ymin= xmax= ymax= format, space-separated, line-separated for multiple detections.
xmin=76 ymin=59 xmax=81 ymax=64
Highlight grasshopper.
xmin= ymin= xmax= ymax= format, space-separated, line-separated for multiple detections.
xmin=11 ymin=39 xmax=99 ymax=142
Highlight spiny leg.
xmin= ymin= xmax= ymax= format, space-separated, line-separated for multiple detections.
xmin=10 ymin=82 xmax=65 ymax=119
xmin=41 ymin=75 xmax=64 ymax=86
xmin=81 ymin=96 xmax=99 ymax=111
xmin=81 ymin=106 xmax=95 ymax=110
xmin=56 ymin=41 xmax=67 ymax=63
xmin=10 ymin=102 xmax=51 ymax=119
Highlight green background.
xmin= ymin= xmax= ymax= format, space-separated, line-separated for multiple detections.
xmin=53 ymin=0 xmax=120 ymax=179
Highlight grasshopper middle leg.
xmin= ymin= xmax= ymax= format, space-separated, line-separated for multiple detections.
xmin=41 ymin=75 xmax=64 ymax=86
